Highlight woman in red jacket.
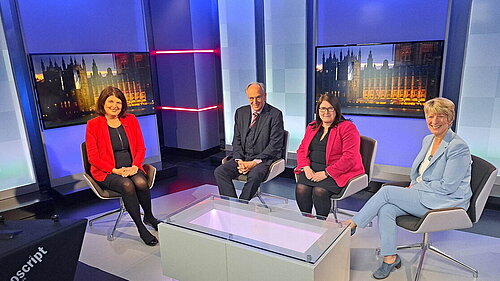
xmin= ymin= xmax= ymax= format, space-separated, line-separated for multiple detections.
xmin=86 ymin=86 xmax=159 ymax=246
xmin=294 ymin=94 xmax=364 ymax=217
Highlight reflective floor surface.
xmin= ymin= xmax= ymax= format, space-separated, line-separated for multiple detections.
xmin=80 ymin=184 xmax=500 ymax=281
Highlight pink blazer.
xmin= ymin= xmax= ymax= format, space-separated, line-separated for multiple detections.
xmin=294 ymin=121 xmax=364 ymax=187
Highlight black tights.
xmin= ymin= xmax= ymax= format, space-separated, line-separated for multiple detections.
xmin=295 ymin=184 xmax=334 ymax=217
xmin=107 ymin=173 xmax=156 ymax=238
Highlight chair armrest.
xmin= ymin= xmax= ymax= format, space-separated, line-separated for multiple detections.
xmin=398 ymin=208 xmax=473 ymax=233
xmin=262 ymin=159 xmax=285 ymax=183
xmin=143 ymin=164 xmax=156 ymax=189
xmin=334 ymin=174 xmax=368 ymax=200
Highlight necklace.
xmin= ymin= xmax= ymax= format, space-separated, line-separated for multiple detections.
xmin=115 ymin=127 xmax=124 ymax=150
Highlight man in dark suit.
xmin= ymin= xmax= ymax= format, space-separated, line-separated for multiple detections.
xmin=215 ymin=82 xmax=284 ymax=201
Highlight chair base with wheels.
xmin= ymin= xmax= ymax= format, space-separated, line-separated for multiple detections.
xmin=81 ymin=142 xmax=156 ymax=241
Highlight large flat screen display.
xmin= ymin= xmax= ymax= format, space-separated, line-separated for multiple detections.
xmin=30 ymin=52 xmax=155 ymax=129
xmin=315 ymin=41 xmax=444 ymax=118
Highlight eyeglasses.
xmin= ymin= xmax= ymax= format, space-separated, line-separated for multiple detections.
xmin=319 ymin=107 xmax=335 ymax=113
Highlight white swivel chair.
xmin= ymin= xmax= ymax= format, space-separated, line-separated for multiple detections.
xmin=330 ymin=135 xmax=378 ymax=220
xmin=385 ymin=155 xmax=497 ymax=281
xmin=222 ymin=130 xmax=289 ymax=206
xmin=81 ymin=142 xmax=156 ymax=241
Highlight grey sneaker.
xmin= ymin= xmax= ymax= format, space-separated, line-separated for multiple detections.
xmin=372 ymin=254 xmax=401 ymax=279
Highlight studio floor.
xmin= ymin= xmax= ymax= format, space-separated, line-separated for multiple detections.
xmin=78 ymin=183 xmax=500 ymax=281
xmin=9 ymin=154 xmax=500 ymax=281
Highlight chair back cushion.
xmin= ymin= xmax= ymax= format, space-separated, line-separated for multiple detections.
xmin=282 ymin=130 xmax=289 ymax=162
xmin=360 ymin=136 xmax=377 ymax=181
xmin=81 ymin=142 xmax=122 ymax=199
xmin=467 ymin=155 xmax=497 ymax=222
xmin=81 ymin=142 xmax=91 ymax=175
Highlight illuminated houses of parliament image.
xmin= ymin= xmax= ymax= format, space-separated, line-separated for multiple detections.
xmin=315 ymin=41 xmax=444 ymax=117
xmin=32 ymin=53 xmax=155 ymax=129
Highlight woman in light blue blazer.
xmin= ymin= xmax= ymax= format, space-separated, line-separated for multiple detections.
xmin=344 ymin=97 xmax=472 ymax=279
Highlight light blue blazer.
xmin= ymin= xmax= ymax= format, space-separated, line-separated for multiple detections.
xmin=410 ymin=129 xmax=472 ymax=210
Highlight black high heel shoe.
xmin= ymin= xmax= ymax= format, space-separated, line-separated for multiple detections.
xmin=140 ymin=231 xmax=158 ymax=246
xmin=143 ymin=217 xmax=161 ymax=231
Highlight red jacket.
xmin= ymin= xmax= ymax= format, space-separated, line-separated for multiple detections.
xmin=294 ymin=120 xmax=364 ymax=187
xmin=85 ymin=114 xmax=146 ymax=181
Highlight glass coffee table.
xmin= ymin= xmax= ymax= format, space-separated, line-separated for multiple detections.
xmin=159 ymin=194 xmax=351 ymax=281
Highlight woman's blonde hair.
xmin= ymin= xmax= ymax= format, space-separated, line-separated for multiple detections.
xmin=423 ymin=97 xmax=455 ymax=123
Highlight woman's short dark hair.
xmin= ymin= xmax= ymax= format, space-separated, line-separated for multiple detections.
xmin=312 ymin=94 xmax=347 ymax=129
xmin=95 ymin=86 xmax=128 ymax=117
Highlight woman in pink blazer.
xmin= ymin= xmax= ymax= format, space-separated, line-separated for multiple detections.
xmin=294 ymin=94 xmax=364 ymax=217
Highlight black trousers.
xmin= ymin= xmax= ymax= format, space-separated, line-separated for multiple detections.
xmin=214 ymin=159 xmax=271 ymax=201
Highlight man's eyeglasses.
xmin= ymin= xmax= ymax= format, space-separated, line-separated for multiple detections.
xmin=318 ymin=107 xmax=335 ymax=113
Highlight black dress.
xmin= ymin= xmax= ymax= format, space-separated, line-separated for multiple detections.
xmin=109 ymin=125 xmax=132 ymax=168
xmin=97 ymin=125 xmax=134 ymax=189
xmin=297 ymin=126 xmax=342 ymax=194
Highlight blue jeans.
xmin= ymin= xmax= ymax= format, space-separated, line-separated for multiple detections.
xmin=352 ymin=185 xmax=430 ymax=256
